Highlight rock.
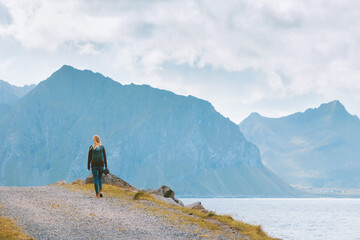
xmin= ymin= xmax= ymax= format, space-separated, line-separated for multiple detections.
xmin=186 ymin=201 xmax=206 ymax=211
xmin=143 ymin=185 xmax=184 ymax=207
xmin=144 ymin=185 xmax=174 ymax=198
xmin=85 ymin=172 xmax=137 ymax=191
xmin=56 ymin=180 xmax=66 ymax=185
xmin=158 ymin=185 xmax=175 ymax=198
xmin=173 ymin=197 xmax=184 ymax=207
xmin=153 ymin=195 xmax=180 ymax=206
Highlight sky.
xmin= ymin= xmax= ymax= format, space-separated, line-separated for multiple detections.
xmin=0 ymin=0 xmax=360 ymax=123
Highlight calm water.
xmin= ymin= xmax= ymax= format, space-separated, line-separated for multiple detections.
xmin=180 ymin=198 xmax=360 ymax=240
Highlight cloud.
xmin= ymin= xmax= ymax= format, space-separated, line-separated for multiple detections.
xmin=0 ymin=0 xmax=121 ymax=50
xmin=1 ymin=0 xmax=360 ymax=122
xmin=0 ymin=2 xmax=11 ymax=25
xmin=75 ymin=42 xmax=101 ymax=55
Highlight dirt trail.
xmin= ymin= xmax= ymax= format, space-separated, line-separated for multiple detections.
xmin=0 ymin=186 xmax=206 ymax=240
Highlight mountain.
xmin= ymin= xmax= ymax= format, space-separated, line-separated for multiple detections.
xmin=0 ymin=65 xmax=297 ymax=197
xmin=0 ymin=80 xmax=36 ymax=118
xmin=239 ymin=100 xmax=360 ymax=188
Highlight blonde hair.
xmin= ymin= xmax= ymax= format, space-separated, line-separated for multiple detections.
xmin=93 ymin=135 xmax=101 ymax=148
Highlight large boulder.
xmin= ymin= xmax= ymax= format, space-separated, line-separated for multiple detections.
xmin=144 ymin=185 xmax=184 ymax=206
xmin=158 ymin=185 xmax=175 ymax=198
xmin=153 ymin=195 xmax=180 ymax=206
xmin=85 ymin=172 xmax=137 ymax=191
xmin=144 ymin=185 xmax=174 ymax=198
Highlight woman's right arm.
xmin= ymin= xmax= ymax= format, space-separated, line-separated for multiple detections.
xmin=103 ymin=146 xmax=107 ymax=169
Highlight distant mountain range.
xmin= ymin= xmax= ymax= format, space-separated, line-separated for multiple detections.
xmin=0 ymin=65 xmax=297 ymax=197
xmin=239 ymin=100 xmax=360 ymax=188
xmin=0 ymin=80 xmax=35 ymax=117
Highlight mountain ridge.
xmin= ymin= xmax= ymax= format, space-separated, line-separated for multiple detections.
xmin=0 ymin=79 xmax=36 ymax=118
xmin=239 ymin=100 xmax=360 ymax=188
xmin=0 ymin=65 xmax=297 ymax=197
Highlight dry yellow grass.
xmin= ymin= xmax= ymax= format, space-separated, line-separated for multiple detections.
xmin=63 ymin=182 xmax=276 ymax=240
xmin=133 ymin=192 xmax=273 ymax=240
xmin=0 ymin=204 xmax=33 ymax=240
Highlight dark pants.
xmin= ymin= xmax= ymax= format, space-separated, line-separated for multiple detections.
xmin=92 ymin=166 xmax=104 ymax=194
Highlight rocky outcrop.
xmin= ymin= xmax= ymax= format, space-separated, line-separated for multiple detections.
xmin=85 ymin=173 xmax=137 ymax=191
xmin=144 ymin=185 xmax=174 ymax=198
xmin=153 ymin=195 xmax=181 ymax=206
xmin=144 ymin=185 xmax=184 ymax=206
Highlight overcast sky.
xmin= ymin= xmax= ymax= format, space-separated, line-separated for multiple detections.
xmin=1 ymin=0 xmax=360 ymax=123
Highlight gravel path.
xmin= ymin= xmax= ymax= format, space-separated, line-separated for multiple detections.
xmin=0 ymin=186 xmax=207 ymax=240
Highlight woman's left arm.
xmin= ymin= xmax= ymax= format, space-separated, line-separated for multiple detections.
xmin=88 ymin=146 xmax=92 ymax=170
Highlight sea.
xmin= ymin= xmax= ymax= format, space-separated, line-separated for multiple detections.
xmin=179 ymin=198 xmax=360 ymax=240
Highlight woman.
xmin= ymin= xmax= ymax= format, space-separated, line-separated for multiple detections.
xmin=87 ymin=135 xmax=108 ymax=198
